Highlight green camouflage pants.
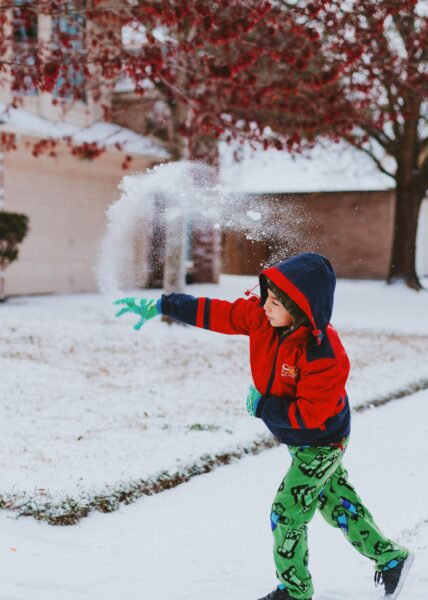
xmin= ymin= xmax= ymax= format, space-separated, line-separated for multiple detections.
xmin=270 ymin=439 xmax=408 ymax=600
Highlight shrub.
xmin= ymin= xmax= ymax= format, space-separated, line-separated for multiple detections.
xmin=0 ymin=211 xmax=30 ymax=301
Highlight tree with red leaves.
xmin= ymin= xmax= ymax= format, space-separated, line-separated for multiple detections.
xmin=0 ymin=1 xmax=426 ymax=289
xmin=201 ymin=0 xmax=428 ymax=290
xmin=276 ymin=0 xmax=428 ymax=289
xmin=0 ymin=0 xmax=345 ymax=292
xmin=0 ymin=1 xmax=346 ymax=156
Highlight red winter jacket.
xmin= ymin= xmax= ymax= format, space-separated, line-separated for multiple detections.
xmin=161 ymin=252 xmax=351 ymax=446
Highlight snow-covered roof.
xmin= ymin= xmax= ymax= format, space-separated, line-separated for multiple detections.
xmin=0 ymin=99 xmax=396 ymax=190
xmin=0 ymin=100 xmax=169 ymax=159
xmin=219 ymin=140 xmax=395 ymax=193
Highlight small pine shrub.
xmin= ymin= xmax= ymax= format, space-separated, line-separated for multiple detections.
xmin=0 ymin=211 xmax=30 ymax=300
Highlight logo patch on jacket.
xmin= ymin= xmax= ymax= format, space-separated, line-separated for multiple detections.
xmin=281 ymin=363 xmax=299 ymax=380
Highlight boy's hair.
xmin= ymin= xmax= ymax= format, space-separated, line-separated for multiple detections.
xmin=266 ymin=278 xmax=309 ymax=329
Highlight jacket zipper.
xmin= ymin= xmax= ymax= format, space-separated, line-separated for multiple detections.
xmin=265 ymin=337 xmax=284 ymax=397
xmin=256 ymin=328 xmax=295 ymax=417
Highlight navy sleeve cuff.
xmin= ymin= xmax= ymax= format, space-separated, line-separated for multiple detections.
xmin=255 ymin=396 xmax=265 ymax=419
xmin=160 ymin=294 xmax=170 ymax=316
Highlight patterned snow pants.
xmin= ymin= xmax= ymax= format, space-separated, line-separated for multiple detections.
xmin=271 ymin=438 xmax=408 ymax=600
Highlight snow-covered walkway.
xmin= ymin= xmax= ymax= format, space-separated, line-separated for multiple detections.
xmin=2 ymin=389 xmax=427 ymax=600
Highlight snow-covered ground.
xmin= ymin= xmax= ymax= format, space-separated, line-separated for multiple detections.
xmin=1 ymin=276 xmax=428 ymax=521
xmin=1 ymin=388 xmax=427 ymax=600
xmin=1 ymin=275 xmax=427 ymax=598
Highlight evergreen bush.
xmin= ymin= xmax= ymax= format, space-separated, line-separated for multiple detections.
xmin=0 ymin=210 xmax=30 ymax=301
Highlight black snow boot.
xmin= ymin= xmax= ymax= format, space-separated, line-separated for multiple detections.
xmin=374 ymin=552 xmax=414 ymax=599
xmin=257 ymin=588 xmax=311 ymax=600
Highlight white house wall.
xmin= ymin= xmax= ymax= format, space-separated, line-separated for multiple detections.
xmin=416 ymin=198 xmax=428 ymax=277
xmin=4 ymin=137 xmax=160 ymax=295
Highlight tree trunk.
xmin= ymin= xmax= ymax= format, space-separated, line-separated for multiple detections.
xmin=189 ymin=131 xmax=220 ymax=167
xmin=162 ymin=98 xmax=189 ymax=297
xmin=0 ymin=151 xmax=5 ymax=301
xmin=387 ymin=94 xmax=427 ymax=290
xmin=0 ymin=262 xmax=5 ymax=302
xmin=162 ymin=95 xmax=220 ymax=294
xmin=163 ymin=207 xmax=188 ymax=295
xmin=146 ymin=194 xmax=166 ymax=288
xmin=387 ymin=179 xmax=425 ymax=290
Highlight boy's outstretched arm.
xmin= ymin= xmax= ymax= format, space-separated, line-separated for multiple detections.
xmin=114 ymin=292 xmax=261 ymax=335
xmin=161 ymin=292 xmax=260 ymax=335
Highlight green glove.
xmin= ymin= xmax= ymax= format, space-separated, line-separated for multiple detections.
xmin=246 ymin=384 xmax=262 ymax=417
xmin=114 ymin=297 xmax=161 ymax=330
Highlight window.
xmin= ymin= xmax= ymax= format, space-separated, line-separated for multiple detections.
xmin=12 ymin=0 xmax=38 ymax=95
xmin=51 ymin=1 xmax=86 ymax=102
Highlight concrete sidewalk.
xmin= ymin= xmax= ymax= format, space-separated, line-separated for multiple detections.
xmin=1 ymin=390 xmax=427 ymax=600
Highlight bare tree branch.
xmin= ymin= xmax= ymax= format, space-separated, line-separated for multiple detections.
xmin=385 ymin=87 xmax=402 ymax=142
xmin=390 ymin=8 xmax=415 ymax=58
xmin=359 ymin=123 xmax=395 ymax=154
xmin=344 ymin=135 xmax=395 ymax=179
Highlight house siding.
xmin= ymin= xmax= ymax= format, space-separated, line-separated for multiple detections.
xmin=222 ymin=190 xmax=396 ymax=278
xmin=4 ymin=137 xmax=161 ymax=295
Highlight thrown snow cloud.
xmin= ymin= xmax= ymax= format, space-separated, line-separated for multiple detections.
xmin=96 ymin=161 xmax=222 ymax=292
xmin=96 ymin=160 xmax=306 ymax=293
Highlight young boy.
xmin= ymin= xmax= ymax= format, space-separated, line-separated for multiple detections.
xmin=115 ymin=252 xmax=413 ymax=600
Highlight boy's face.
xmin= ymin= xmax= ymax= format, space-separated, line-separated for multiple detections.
xmin=264 ymin=289 xmax=293 ymax=328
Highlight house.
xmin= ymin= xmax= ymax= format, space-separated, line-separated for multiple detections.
xmin=0 ymin=103 xmax=170 ymax=296
xmin=0 ymin=5 xmax=221 ymax=296
xmin=219 ymin=141 xmax=428 ymax=279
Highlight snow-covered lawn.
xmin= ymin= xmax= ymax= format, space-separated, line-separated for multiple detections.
xmin=1 ymin=276 xmax=428 ymax=522
xmin=1 ymin=388 xmax=427 ymax=600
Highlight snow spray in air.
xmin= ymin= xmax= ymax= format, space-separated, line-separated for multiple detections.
xmin=97 ymin=161 xmax=221 ymax=293
xmin=96 ymin=160 xmax=307 ymax=293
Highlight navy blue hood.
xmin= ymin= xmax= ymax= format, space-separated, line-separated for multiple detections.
xmin=259 ymin=253 xmax=336 ymax=343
